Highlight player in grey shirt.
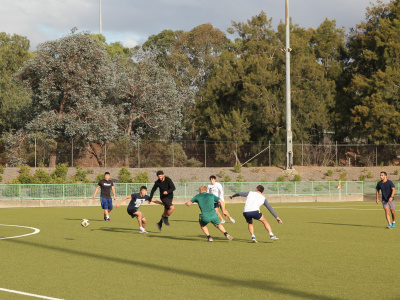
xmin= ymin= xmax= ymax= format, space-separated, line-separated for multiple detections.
xmin=230 ymin=185 xmax=283 ymax=243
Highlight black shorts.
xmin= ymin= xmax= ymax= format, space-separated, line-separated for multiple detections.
xmin=127 ymin=208 xmax=141 ymax=218
xmin=243 ymin=211 xmax=263 ymax=223
xmin=161 ymin=198 xmax=173 ymax=209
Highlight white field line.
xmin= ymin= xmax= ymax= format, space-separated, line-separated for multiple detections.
xmin=0 ymin=224 xmax=40 ymax=240
xmin=0 ymin=287 xmax=64 ymax=300
xmin=273 ymin=206 xmax=381 ymax=211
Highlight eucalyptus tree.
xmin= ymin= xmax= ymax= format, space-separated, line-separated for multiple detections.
xmin=16 ymin=29 xmax=118 ymax=167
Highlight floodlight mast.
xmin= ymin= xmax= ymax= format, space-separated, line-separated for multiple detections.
xmin=285 ymin=0 xmax=293 ymax=169
xmin=99 ymin=0 xmax=103 ymax=34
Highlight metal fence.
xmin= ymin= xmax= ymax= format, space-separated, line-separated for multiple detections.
xmin=12 ymin=138 xmax=400 ymax=168
xmin=0 ymin=181 xmax=384 ymax=200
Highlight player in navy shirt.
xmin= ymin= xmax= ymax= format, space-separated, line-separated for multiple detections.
xmin=376 ymin=171 xmax=396 ymax=228
xmin=92 ymin=172 xmax=116 ymax=221
xmin=116 ymin=186 xmax=161 ymax=233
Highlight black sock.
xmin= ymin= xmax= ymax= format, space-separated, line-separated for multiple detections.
xmin=224 ymin=232 xmax=228 ymax=237
xmin=207 ymin=235 xmax=211 ymax=238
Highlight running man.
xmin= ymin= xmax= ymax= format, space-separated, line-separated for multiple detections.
xmin=186 ymin=186 xmax=233 ymax=242
xmin=149 ymin=170 xmax=176 ymax=231
xmin=92 ymin=171 xmax=116 ymax=221
xmin=207 ymin=175 xmax=235 ymax=224
xmin=230 ymin=185 xmax=282 ymax=243
xmin=116 ymin=186 xmax=162 ymax=234
xmin=376 ymin=171 xmax=396 ymax=229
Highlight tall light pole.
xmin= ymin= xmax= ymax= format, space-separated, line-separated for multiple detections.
xmin=285 ymin=0 xmax=293 ymax=169
xmin=99 ymin=0 xmax=102 ymax=34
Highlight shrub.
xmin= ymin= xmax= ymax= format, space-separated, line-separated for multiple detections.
xmin=95 ymin=173 xmax=105 ymax=183
xmin=325 ymin=170 xmax=333 ymax=176
xmin=223 ymin=175 xmax=231 ymax=182
xmin=339 ymin=171 xmax=347 ymax=181
xmin=235 ymin=175 xmax=246 ymax=182
xmin=133 ymin=171 xmax=149 ymax=183
xmin=358 ymin=174 xmax=366 ymax=181
xmin=233 ymin=163 xmax=242 ymax=173
xmin=118 ymin=167 xmax=132 ymax=183
xmin=395 ymin=170 xmax=399 ymax=175
xmin=0 ymin=165 xmax=5 ymax=174
xmin=184 ymin=157 xmax=203 ymax=167
xmin=219 ymin=169 xmax=226 ymax=178
xmin=34 ymin=169 xmax=52 ymax=184
xmin=251 ymin=168 xmax=260 ymax=173
xmin=276 ymin=176 xmax=285 ymax=182
xmin=74 ymin=166 xmax=87 ymax=182
xmin=293 ymin=174 xmax=302 ymax=181
xmin=52 ymin=163 xmax=68 ymax=180
xmin=367 ymin=172 xmax=373 ymax=178
xmin=86 ymin=168 xmax=94 ymax=174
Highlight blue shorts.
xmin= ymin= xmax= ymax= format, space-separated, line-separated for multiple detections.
xmin=243 ymin=211 xmax=262 ymax=223
xmin=100 ymin=197 xmax=113 ymax=210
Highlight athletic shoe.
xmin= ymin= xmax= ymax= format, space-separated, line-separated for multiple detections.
xmin=207 ymin=236 xmax=213 ymax=242
xmin=220 ymin=219 xmax=226 ymax=224
xmin=270 ymin=235 xmax=279 ymax=240
xmin=252 ymin=237 xmax=258 ymax=243
xmin=156 ymin=221 xmax=162 ymax=231
xmin=162 ymin=216 xmax=170 ymax=226
xmin=392 ymin=223 xmax=396 ymax=228
xmin=386 ymin=224 xmax=393 ymax=229
xmin=139 ymin=228 xmax=148 ymax=234
xmin=226 ymin=234 xmax=233 ymax=241
xmin=229 ymin=217 xmax=236 ymax=223
xmin=104 ymin=216 xmax=107 ymax=221
xmin=106 ymin=217 xmax=111 ymax=222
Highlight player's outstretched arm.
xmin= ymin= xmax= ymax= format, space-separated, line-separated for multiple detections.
xmin=276 ymin=218 xmax=283 ymax=224
xmin=185 ymin=201 xmax=193 ymax=206
xmin=116 ymin=195 xmax=130 ymax=208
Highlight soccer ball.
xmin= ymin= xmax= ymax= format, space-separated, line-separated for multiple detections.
xmin=81 ymin=219 xmax=90 ymax=227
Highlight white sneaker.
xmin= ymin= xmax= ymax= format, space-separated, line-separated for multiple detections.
xmin=229 ymin=217 xmax=236 ymax=223
xmin=220 ymin=219 xmax=226 ymax=224
xmin=139 ymin=228 xmax=148 ymax=234
xmin=270 ymin=235 xmax=279 ymax=240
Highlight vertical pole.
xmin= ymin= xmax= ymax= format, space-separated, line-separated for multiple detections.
xmin=35 ymin=138 xmax=37 ymax=168
xmin=172 ymin=140 xmax=175 ymax=167
xmin=285 ymin=0 xmax=293 ymax=170
xmin=104 ymin=143 xmax=107 ymax=168
xmin=301 ymin=141 xmax=304 ymax=166
xmin=336 ymin=141 xmax=338 ymax=165
xmin=138 ymin=138 xmax=140 ymax=168
xmin=269 ymin=140 xmax=271 ymax=167
xmin=204 ymin=140 xmax=207 ymax=168
xmin=235 ymin=141 xmax=238 ymax=165
xmin=376 ymin=147 xmax=378 ymax=167
xmin=99 ymin=0 xmax=102 ymax=34
xmin=71 ymin=138 xmax=74 ymax=168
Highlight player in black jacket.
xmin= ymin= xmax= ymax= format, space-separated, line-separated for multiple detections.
xmin=149 ymin=170 xmax=176 ymax=231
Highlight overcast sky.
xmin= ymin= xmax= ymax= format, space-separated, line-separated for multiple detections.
xmin=0 ymin=0 xmax=390 ymax=50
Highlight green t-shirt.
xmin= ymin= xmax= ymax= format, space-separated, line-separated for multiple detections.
xmin=190 ymin=192 xmax=220 ymax=214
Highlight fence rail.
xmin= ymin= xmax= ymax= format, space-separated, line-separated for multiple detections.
xmin=0 ymin=181 xmax=385 ymax=201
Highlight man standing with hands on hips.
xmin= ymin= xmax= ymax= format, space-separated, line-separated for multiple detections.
xmin=376 ymin=171 xmax=396 ymax=229
xmin=149 ymin=170 xmax=176 ymax=231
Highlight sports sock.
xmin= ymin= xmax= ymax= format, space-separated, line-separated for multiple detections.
xmin=251 ymin=235 xmax=256 ymax=239
xmin=207 ymin=235 xmax=211 ymax=238
xmin=224 ymin=232 xmax=229 ymax=237
xmin=269 ymin=232 xmax=274 ymax=236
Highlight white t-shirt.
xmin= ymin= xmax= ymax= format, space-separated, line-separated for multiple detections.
xmin=243 ymin=191 xmax=268 ymax=212
xmin=207 ymin=182 xmax=225 ymax=202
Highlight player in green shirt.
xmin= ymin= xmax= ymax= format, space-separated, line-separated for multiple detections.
xmin=185 ymin=186 xmax=233 ymax=242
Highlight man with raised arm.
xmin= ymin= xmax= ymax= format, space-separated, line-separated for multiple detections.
xmin=230 ymin=185 xmax=283 ymax=243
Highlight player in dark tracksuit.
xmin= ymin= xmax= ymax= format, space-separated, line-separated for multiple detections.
xmin=149 ymin=170 xmax=176 ymax=231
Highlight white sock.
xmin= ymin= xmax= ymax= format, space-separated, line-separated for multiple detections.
xmin=139 ymin=227 xmax=144 ymax=230
xmin=269 ymin=232 xmax=274 ymax=236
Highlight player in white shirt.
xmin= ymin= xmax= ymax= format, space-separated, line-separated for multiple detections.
xmin=207 ymin=175 xmax=235 ymax=224
xmin=230 ymin=185 xmax=283 ymax=243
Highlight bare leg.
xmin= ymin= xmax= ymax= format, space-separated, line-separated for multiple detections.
xmin=201 ymin=224 xmax=210 ymax=237
xmin=163 ymin=205 xmax=175 ymax=217
xmin=247 ymin=221 xmax=255 ymax=235
xmin=215 ymin=223 xmax=227 ymax=234
xmin=391 ymin=209 xmax=396 ymax=222
xmin=215 ymin=207 xmax=223 ymax=221
xmin=133 ymin=211 xmax=144 ymax=228
xmin=384 ymin=207 xmax=391 ymax=224
xmin=259 ymin=215 xmax=272 ymax=234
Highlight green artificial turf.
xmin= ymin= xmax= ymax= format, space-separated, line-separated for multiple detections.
xmin=0 ymin=202 xmax=398 ymax=299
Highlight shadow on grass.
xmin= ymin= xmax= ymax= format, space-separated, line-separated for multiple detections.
xmin=310 ymin=221 xmax=381 ymax=228
xmin=92 ymin=227 xmax=135 ymax=233
xmin=6 ymin=238 xmax=338 ymax=300
xmin=170 ymin=219 xmax=199 ymax=223
xmin=64 ymin=218 xmax=105 ymax=222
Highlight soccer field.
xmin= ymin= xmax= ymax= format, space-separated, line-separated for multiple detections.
xmin=0 ymin=202 xmax=398 ymax=300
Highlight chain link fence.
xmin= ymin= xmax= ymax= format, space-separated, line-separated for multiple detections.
xmin=0 ymin=181 xmax=385 ymax=200
xmin=5 ymin=138 xmax=400 ymax=168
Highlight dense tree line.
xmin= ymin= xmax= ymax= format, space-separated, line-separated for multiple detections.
xmin=1 ymin=0 xmax=400 ymax=167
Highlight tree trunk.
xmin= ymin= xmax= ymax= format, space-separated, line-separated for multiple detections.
xmin=88 ymin=143 xmax=103 ymax=167
xmin=123 ymin=154 xmax=130 ymax=167
xmin=48 ymin=141 xmax=58 ymax=167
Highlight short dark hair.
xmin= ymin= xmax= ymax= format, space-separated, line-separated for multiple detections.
xmin=256 ymin=185 xmax=264 ymax=193
xmin=209 ymin=175 xmax=216 ymax=180
xmin=156 ymin=170 xmax=164 ymax=176
xmin=140 ymin=186 xmax=147 ymax=191
xmin=104 ymin=172 xmax=110 ymax=175
xmin=381 ymin=171 xmax=388 ymax=176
